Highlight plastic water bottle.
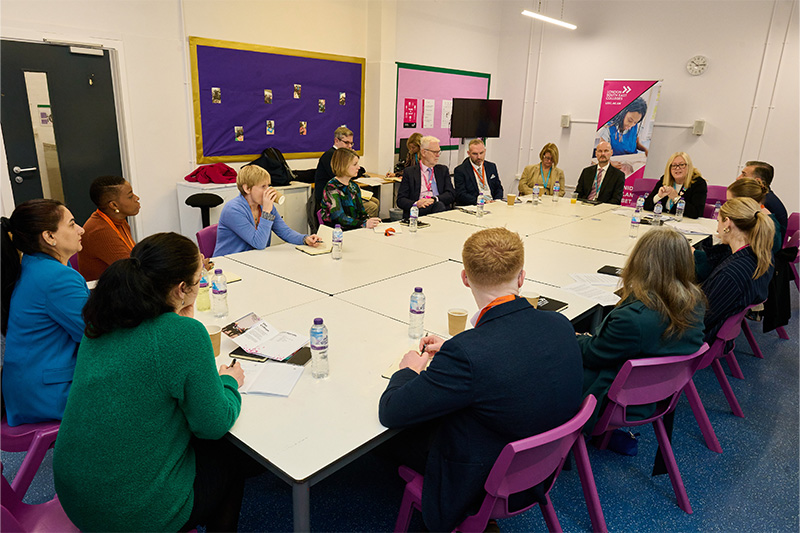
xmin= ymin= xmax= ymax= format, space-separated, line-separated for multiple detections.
xmin=712 ymin=201 xmax=721 ymax=220
xmin=409 ymin=204 xmax=419 ymax=233
xmin=310 ymin=318 xmax=329 ymax=379
xmin=552 ymin=182 xmax=560 ymax=202
xmin=408 ymin=287 xmax=425 ymax=339
xmin=331 ymin=224 xmax=343 ymax=260
xmin=196 ymin=268 xmax=211 ymax=312
xmin=636 ymin=195 xmax=646 ymax=210
xmin=532 ymin=185 xmax=540 ymax=205
xmin=675 ymin=198 xmax=686 ymax=221
xmin=629 ymin=205 xmax=641 ymax=238
xmin=211 ymin=268 xmax=228 ymax=318
xmin=476 ymin=194 xmax=485 ymax=217
xmin=653 ymin=202 xmax=663 ymax=226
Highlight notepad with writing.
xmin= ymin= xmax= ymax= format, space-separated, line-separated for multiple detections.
xmin=537 ymin=296 xmax=569 ymax=313
xmin=238 ymin=359 xmax=305 ymax=396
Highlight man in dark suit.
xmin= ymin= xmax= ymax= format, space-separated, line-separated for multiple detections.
xmin=575 ymin=141 xmax=625 ymax=204
xmin=396 ymin=135 xmax=455 ymax=218
xmin=453 ymin=139 xmax=504 ymax=205
xmin=314 ymin=126 xmax=379 ymax=216
xmin=739 ymin=160 xmax=788 ymax=240
xmin=379 ymin=227 xmax=583 ymax=532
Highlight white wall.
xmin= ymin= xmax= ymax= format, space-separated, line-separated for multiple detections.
xmin=2 ymin=0 xmax=796 ymax=234
xmin=494 ymin=0 xmax=798 ymax=212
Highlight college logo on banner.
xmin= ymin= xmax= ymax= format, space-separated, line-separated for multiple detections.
xmin=593 ymin=80 xmax=663 ymax=206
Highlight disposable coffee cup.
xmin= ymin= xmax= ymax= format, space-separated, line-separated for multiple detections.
xmin=447 ymin=308 xmax=468 ymax=336
xmin=507 ymin=194 xmax=517 ymax=206
xmin=206 ymin=324 xmax=222 ymax=357
xmin=272 ymin=189 xmax=285 ymax=205
xmin=521 ymin=292 xmax=540 ymax=309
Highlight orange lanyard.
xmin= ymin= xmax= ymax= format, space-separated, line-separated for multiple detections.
xmin=95 ymin=209 xmax=134 ymax=251
xmin=476 ymin=294 xmax=517 ymax=326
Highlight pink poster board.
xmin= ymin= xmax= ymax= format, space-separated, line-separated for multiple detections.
xmin=395 ymin=63 xmax=490 ymax=149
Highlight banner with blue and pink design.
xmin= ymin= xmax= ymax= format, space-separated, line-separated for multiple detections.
xmin=593 ymin=80 xmax=662 ymax=206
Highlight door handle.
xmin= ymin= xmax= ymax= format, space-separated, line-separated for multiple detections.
xmin=12 ymin=166 xmax=37 ymax=173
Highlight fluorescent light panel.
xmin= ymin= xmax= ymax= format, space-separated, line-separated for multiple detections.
xmin=521 ymin=10 xmax=577 ymax=30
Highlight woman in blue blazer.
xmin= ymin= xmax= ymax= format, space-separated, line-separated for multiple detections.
xmin=1 ymin=199 xmax=90 ymax=426
xmin=578 ymin=227 xmax=706 ymax=431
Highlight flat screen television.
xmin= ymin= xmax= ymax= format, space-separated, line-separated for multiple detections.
xmin=450 ymin=98 xmax=503 ymax=138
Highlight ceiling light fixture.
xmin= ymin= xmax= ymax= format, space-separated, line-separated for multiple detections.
xmin=521 ymin=9 xmax=577 ymax=30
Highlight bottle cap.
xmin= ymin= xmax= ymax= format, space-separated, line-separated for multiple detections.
xmin=314 ymin=317 xmax=324 ymax=325
xmin=414 ymin=287 xmax=423 ymax=292
xmin=335 ymin=224 xmax=341 ymax=229
xmin=215 ymin=268 xmax=222 ymax=274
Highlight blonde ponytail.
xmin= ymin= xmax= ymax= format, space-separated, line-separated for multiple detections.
xmin=720 ymin=197 xmax=774 ymax=278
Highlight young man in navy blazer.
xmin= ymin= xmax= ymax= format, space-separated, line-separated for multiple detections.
xmin=575 ymin=141 xmax=625 ymax=204
xmin=453 ymin=139 xmax=504 ymax=205
xmin=379 ymin=227 xmax=583 ymax=532
xmin=396 ymin=135 xmax=455 ymax=218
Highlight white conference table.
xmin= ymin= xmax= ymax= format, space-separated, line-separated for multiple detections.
xmin=203 ymin=199 xmax=716 ymax=531
xmin=337 ymin=260 xmax=601 ymax=338
xmin=225 ymin=236 xmax=446 ymax=295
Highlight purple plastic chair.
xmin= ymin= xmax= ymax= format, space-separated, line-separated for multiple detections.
xmin=0 ymin=415 xmax=60 ymax=498
xmin=705 ymin=185 xmax=727 ymax=206
xmin=1 ymin=463 xmax=79 ymax=532
xmin=784 ymin=212 xmax=798 ymax=248
xmin=394 ymin=395 xmax=607 ymax=533
xmin=67 ymin=253 xmax=78 ymax=271
xmin=591 ymin=344 xmax=709 ymax=514
xmin=630 ymin=178 xmax=657 ymax=202
xmin=702 ymin=203 xmax=718 ymax=219
xmin=786 ymin=229 xmax=799 ymax=291
xmin=195 ymin=223 xmax=218 ymax=259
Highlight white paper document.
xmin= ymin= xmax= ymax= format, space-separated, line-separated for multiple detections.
xmin=666 ymin=220 xmax=714 ymax=235
xmin=422 ymin=99 xmax=435 ymax=128
xmin=239 ymin=360 xmax=304 ymax=396
xmin=562 ymin=282 xmax=620 ymax=306
xmin=570 ymin=272 xmax=622 ymax=287
xmin=441 ymin=100 xmax=452 ymax=128
xmin=223 ymin=313 xmax=309 ymax=361
xmin=354 ymin=177 xmax=386 ymax=187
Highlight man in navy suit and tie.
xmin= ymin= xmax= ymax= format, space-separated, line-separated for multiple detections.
xmin=396 ymin=135 xmax=455 ymax=218
xmin=453 ymin=139 xmax=504 ymax=205
xmin=379 ymin=227 xmax=583 ymax=532
xmin=575 ymin=141 xmax=625 ymax=204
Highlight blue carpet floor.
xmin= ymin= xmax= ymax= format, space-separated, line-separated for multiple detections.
xmin=4 ymin=290 xmax=798 ymax=532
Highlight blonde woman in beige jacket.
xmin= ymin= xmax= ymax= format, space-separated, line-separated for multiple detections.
xmin=519 ymin=143 xmax=565 ymax=196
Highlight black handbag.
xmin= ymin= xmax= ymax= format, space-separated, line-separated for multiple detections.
xmin=248 ymin=147 xmax=295 ymax=186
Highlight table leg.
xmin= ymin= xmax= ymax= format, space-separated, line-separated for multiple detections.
xmin=293 ymin=481 xmax=311 ymax=532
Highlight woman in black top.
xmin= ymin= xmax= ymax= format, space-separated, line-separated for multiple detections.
xmin=644 ymin=152 xmax=707 ymax=218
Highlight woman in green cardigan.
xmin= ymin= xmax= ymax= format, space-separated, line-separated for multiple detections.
xmin=53 ymin=233 xmax=250 ymax=532
xmin=578 ymin=227 xmax=707 ymax=432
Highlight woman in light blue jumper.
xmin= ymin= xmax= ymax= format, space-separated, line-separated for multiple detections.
xmin=214 ymin=165 xmax=321 ymax=256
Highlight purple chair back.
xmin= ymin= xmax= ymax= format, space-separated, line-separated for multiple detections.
xmin=595 ymin=344 xmax=708 ymax=431
xmin=785 ymin=213 xmax=799 ymax=248
xmin=195 ymin=223 xmax=218 ymax=259
xmin=630 ymin=178 xmax=657 ymax=201
xmin=0 ymin=416 xmax=60 ymax=498
xmin=705 ymin=185 xmax=727 ymax=205
xmin=67 ymin=253 xmax=78 ymax=271
xmin=703 ymin=203 xmax=718 ymax=219
xmin=316 ymin=209 xmax=324 ymax=227
xmin=1 ymin=463 xmax=79 ymax=532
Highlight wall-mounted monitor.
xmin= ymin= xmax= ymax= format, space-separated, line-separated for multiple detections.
xmin=450 ymin=98 xmax=503 ymax=138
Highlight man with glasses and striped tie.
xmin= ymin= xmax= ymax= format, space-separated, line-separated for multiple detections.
xmin=397 ymin=135 xmax=456 ymax=218
xmin=575 ymin=141 xmax=625 ymax=204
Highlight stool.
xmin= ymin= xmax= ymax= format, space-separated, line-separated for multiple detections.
xmin=185 ymin=193 xmax=224 ymax=228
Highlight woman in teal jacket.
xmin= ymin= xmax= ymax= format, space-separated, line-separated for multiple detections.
xmin=578 ymin=227 xmax=707 ymax=431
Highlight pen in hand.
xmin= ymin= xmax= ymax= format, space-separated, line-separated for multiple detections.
xmin=229 ymin=358 xmax=237 ymax=368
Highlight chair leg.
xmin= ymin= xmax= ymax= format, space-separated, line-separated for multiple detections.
xmin=652 ymin=418 xmax=692 ymax=514
xmin=394 ymin=488 xmax=418 ymax=533
xmin=682 ymin=380 xmax=722 ymax=453
xmin=724 ymin=351 xmax=745 ymax=380
xmin=9 ymin=430 xmax=58 ymax=497
xmin=573 ymin=437 xmax=608 ymax=533
xmin=777 ymin=326 xmax=789 ymax=340
xmin=711 ymin=360 xmax=745 ymax=418
xmin=539 ymin=494 xmax=563 ymax=533
xmin=791 ymin=263 xmax=799 ymax=291
xmin=741 ymin=320 xmax=764 ymax=359
xmin=597 ymin=431 xmax=612 ymax=450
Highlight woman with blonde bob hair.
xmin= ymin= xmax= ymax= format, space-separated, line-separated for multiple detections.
xmin=518 ymin=143 xmax=565 ymax=196
xmin=700 ymin=197 xmax=774 ymax=341
xmin=644 ymin=151 xmax=707 ymax=218
xmin=578 ymin=227 xmax=706 ymax=430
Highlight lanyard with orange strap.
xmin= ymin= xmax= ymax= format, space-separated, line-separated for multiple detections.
xmin=475 ymin=294 xmax=517 ymax=327
xmin=95 ymin=209 xmax=135 ymax=251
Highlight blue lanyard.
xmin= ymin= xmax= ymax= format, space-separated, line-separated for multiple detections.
xmin=542 ymin=166 xmax=552 ymax=190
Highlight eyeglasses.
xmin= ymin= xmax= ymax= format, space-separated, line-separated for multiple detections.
xmin=424 ymin=149 xmax=442 ymax=155
xmin=670 ymin=163 xmax=687 ymax=169
xmin=340 ymin=140 xmax=354 ymax=147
